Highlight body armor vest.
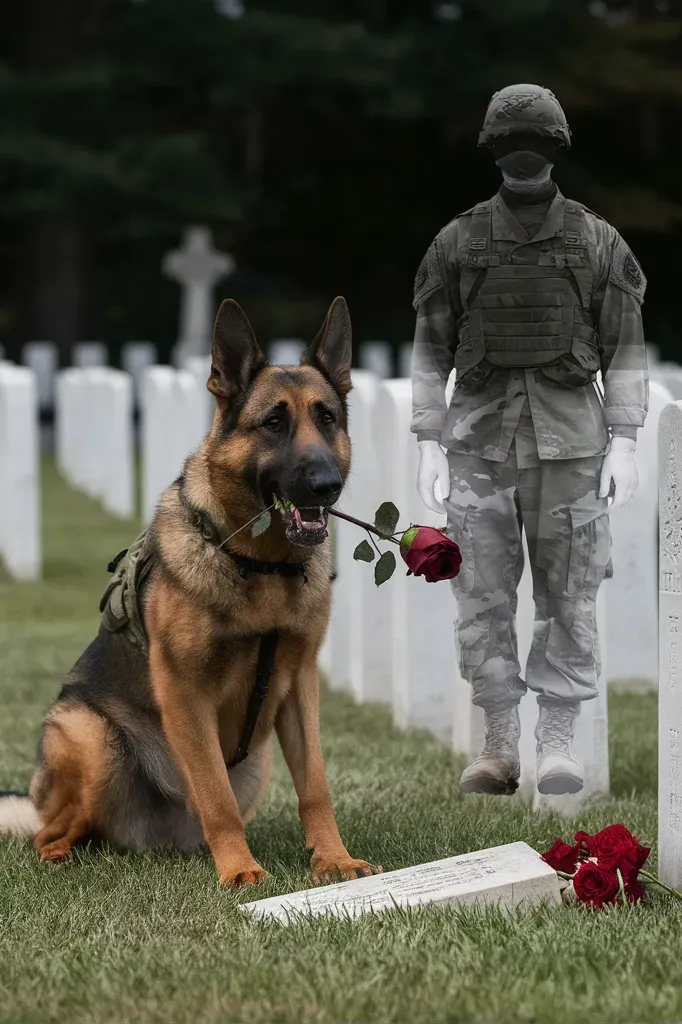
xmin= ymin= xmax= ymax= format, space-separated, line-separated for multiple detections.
xmin=454 ymin=197 xmax=600 ymax=389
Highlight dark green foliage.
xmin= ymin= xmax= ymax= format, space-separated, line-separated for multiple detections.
xmin=1 ymin=1 xmax=682 ymax=356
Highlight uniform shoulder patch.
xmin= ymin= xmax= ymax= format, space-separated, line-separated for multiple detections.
xmin=412 ymin=230 xmax=450 ymax=311
xmin=609 ymin=233 xmax=647 ymax=303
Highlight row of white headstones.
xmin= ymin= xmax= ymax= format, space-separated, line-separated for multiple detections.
xmin=0 ymin=338 xmax=408 ymax=411
xmin=2 ymin=345 xmax=682 ymax=885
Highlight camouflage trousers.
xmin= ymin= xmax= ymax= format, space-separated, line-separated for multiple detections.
xmin=443 ymin=442 xmax=612 ymax=708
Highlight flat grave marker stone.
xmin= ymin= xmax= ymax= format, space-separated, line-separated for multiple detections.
xmin=240 ymin=841 xmax=560 ymax=923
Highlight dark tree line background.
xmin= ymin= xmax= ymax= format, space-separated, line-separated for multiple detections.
xmin=2 ymin=0 xmax=682 ymax=365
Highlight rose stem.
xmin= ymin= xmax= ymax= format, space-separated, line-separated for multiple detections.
xmin=639 ymin=869 xmax=682 ymax=901
xmin=328 ymin=507 xmax=401 ymax=545
xmin=368 ymin=533 xmax=383 ymax=556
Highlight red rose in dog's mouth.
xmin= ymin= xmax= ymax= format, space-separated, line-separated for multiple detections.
xmin=275 ymin=500 xmax=329 ymax=547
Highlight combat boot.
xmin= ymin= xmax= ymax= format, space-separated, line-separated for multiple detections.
xmin=535 ymin=699 xmax=583 ymax=794
xmin=459 ymin=704 xmax=520 ymax=795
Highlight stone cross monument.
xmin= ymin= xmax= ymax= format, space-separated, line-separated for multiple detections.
xmin=162 ymin=226 xmax=234 ymax=365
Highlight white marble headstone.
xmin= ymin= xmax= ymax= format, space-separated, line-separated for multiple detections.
xmin=240 ymin=842 xmax=560 ymax=923
xmin=54 ymin=368 xmax=81 ymax=485
xmin=387 ymin=377 xmax=456 ymax=745
xmin=101 ymin=370 xmax=135 ymax=519
xmin=0 ymin=364 xmax=41 ymax=580
xmin=122 ymin=342 xmax=158 ymax=400
xmin=359 ymin=341 xmax=392 ymax=379
xmin=328 ymin=369 xmax=376 ymax=695
xmin=344 ymin=371 xmax=391 ymax=704
xmin=22 ymin=341 xmax=58 ymax=410
xmin=607 ymin=380 xmax=673 ymax=688
xmin=180 ymin=355 xmax=213 ymax=438
xmin=73 ymin=341 xmax=107 ymax=368
xmin=140 ymin=366 xmax=204 ymax=523
xmin=268 ymin=339 xmax=305 ymax=365
xmin=658 ymin=400 xmax=682 ymax=889
xmin=654 ymin=363 xmax=682 ymax=402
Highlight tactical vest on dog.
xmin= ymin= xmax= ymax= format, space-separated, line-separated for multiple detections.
xmin=454 ymin=196 xmax=601 ymax=389
xmin=97 ymin=527 xmax=291 ymax=770
xmin=99 ymin=530 xmax=155 ymax=650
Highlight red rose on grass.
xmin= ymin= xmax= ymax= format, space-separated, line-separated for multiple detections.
xmin=574 ymin=830 xmax=596 ymax=858
xmin=399 ymin=525 xmax=462 ymax=583
xmin=623 ymin=875 xmax=645 ymax=903
xmin=577 ymin=824 xmax=650 ymax=874
xmin=573 ymin=861 xmax=621 ymax=909
xmin=541 ymin=838 xmax=580 ymax=874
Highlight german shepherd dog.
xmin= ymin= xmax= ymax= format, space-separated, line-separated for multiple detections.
xmin=0 ymin=296 xmax=381 ymax=887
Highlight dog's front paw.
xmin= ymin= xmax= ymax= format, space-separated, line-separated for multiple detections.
xmin=218 ymin=861 xmax=267 ymax=887
xmin=38 ymin=840 xmax=73 ymax=863
xmin=311 ymin=853 xmax=382 ymax=884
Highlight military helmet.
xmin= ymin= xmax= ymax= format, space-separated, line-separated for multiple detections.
xmin=478 ymin=84 xmax=571 ymax=150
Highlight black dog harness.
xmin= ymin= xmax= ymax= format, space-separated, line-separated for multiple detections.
xmin=103 ymin=501 xmax=311 ymax=771
xmin=189 ymin=505 xmax=309 ymax=769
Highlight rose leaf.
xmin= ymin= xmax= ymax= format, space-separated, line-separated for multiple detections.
xmin=374 ymin=550 xmax=396 ymax=586
xmin=353 ymin=540 xmax=375 ymax=563
xmin=374 ymin=501 xmax=400 ymax=538
xmin=251 ymin=510 xmax=272 ymax=537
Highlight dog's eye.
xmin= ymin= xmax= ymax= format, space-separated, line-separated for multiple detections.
xmin=263 ymin=415 xmax=282 ymax=432
xmin=321 ymin=410 xmax=335 ymax=425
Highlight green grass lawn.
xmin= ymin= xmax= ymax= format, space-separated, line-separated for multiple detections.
xmin=1 ymin=462 xmax=680 ymax=1024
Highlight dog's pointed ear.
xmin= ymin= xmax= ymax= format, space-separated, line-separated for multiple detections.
xmin=207 ymin=299 xmax=267 ymax=400
xmin=299 ymin=296 xmax=352 ymax=398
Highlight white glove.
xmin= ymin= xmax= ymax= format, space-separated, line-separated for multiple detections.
xmin=416 ymin=440 xmax=450 ymax=514
xmin=598 ymin=435 xmax=638 ymax=513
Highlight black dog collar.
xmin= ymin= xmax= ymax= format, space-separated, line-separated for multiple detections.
xmin=229 ymin=550 xmax=308 ymax=583
xmin=180 ymin=490 xmax=309 ymax=583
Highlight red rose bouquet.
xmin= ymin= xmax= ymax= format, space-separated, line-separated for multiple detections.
xmin=540 ymin=824 xmax=681 ymax=909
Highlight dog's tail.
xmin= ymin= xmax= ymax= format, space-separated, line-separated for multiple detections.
xmin=0 ymin=791 xmax=41 ymax=839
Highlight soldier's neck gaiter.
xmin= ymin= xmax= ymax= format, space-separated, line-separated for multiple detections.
xmin=499 ymin=179 xmax=557 ymax=208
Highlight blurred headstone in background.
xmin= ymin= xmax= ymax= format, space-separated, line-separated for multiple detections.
xmin=122 ymin=342 xmax=158 ymax=403
xmin=654 ymin=363 xmax=682 ymax=400
xmin=22 ymin=341 xmax=58 ymax=411
xmin=163 ymin=226 xmax=234 ymax=367
xmin=0 ymin=364 xmax=40 ymax=580
xmin=180 ymin=355 xmax=213 ymax=437
xmin=359 ymin=340 xmax=392 ymax=379
xmin=73 ymin=342 xmax=107 ymax=368
xmin=399 ymin=342 xmax=413 ymax=378
xmin=268 ymin=339 xmax=305 ymax=364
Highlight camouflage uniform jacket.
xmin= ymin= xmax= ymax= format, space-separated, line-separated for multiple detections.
xmin=410 ymin=188 xmax=649 ymax=461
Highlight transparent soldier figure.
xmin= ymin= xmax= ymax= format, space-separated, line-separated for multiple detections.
xmin=410 ymin=84 xmax=649 ymax=796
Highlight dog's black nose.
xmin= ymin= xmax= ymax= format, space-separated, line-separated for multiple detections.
xmin=307 ymin=467 xmax=342 ymax=504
